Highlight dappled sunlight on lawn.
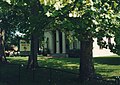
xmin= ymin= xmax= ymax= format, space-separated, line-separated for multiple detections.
xmin=95 ymin=63 xmax=120 ymax=78
xmin=63 ymin=63 xmax=79 ymax=70
xmin=94 ymin=56 xmax=120 ymax=78
xmin=6 ymin=56 xmax=120 ymax=78
xmin=37 ymin=57 xmax=79 ymax=72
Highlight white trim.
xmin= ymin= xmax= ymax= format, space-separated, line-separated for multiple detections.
xmin=62 ymin=32 xmax=66 ymax=53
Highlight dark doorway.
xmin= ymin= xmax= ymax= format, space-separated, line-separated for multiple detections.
xmin=53 ymin=31 xmax=56 ymax=53
xmin=59 ymin=31 xmax=62 ymax=53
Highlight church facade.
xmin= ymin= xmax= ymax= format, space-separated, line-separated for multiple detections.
xmin=43 ymin=30 xmax=81 ymax=57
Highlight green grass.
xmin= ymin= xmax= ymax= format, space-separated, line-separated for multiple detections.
xmin=0 ymin=55 xmax=120 ymax=85
xmin=6 ymin=55 xmax=120 ymax=78
xmin=0 ymin=61 xmax=79 ymax=85
xmin=7 ymin=57 xmax=80 ymax=72
xmin=94 ymin=56 xmax=120 ymax=78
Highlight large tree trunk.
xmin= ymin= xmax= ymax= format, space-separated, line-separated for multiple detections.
xmin=27 ymin=0 xmax=43 ymax=68
xmin=0 ymin=29 xmax=7 ymax=62
xmin=79 ymin=38 xmax=95 ymax=82
xmin=27 ymin=33 xmax=39 ymax=68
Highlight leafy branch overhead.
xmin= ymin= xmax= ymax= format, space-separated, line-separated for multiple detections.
xmin=40 ymin=0 xmax=120 ymax=54
xmin=0 ymin=0 xmax=53 ymax=38
xmin=0 ymin=0 xmax=120 ymax=52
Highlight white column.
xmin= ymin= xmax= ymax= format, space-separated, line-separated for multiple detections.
xmin=78 ymin=41 xmax=81 ymax=49
xmin=56 ymin=30 xmax=60 ymax=53
xmin=44 ymin=32 xmax=53 ymax=54
xmin=49 ymin=32 xmax=54 ymax=53
xmin=77 ymin=40 xmax=81 ymax=49
xmin=62 ymin=32 xmax=66 ymax=53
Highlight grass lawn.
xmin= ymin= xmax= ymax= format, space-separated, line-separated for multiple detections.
xmin=6 ymin=55 xmax=120 ymax=78
xmin=94 ymin=56 xmax=120 ymax=78
xmin=0 ymin=55 xmax=120 ymax=85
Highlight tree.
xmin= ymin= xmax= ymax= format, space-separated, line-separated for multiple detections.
xmin=41 ymin=0 xmax=96 ymax=81
xmin=0 ymin=0 xmax=51 ymax=67
xmin=40 ymin=0 xmax=120 ymax=81
xmin=108 ymin=1 xmax=120 ymax=55
xmin=0 ymin=1 xmax=17 ymax=62
xmin=0 ymin=28 xmax=7 ymax=62
xmin=67 ymin=0 xmax=120 ymax=81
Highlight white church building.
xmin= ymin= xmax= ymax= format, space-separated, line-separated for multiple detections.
xmin=43 ymin=30 xmax=81 ymax=57
xmin=43 ymin=30 xmax=115 ymax=57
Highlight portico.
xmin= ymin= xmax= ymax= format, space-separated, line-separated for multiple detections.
xmin=44 ymin=30 xmax=81 ymax=57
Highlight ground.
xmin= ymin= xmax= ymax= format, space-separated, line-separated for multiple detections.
xmin=0 ymin=56 xmax=120 ymax=85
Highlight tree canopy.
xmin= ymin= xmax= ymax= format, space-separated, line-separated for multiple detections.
xmin=41 ymin=0 xmax=120 ymax=53
xmin=1 ymin=0 xmax=119 ymax=46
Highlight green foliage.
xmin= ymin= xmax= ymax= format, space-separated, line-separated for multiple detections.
xmin=0 ymin=0 xmax=52 ymax=40
xmin=0 ymin=1 xmax=17 ymax=44
xmin=41 ymin=0 xmax=120 ymax=55
xmin=41 ymin=0 xmax=116 ymax=39
xmin=112 ymin=28 xmax=120 ymax=54
xmin=1 ymin=0 xmax=120 ymax=54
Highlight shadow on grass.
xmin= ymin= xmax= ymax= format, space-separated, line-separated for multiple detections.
xmin=0 ymin=63 xmax=80 ymax=85
xmin=94 ymin=56 xmax=120 ymax=78
xmin=7 ymin=57 xmax=80 ymax=73
xmin=1 ymin=56 xmax=120 ymax=85
xmin=94 ymin=56 xmax=120 ymax=65
xmin=38 ymin=58 xmax=80 ymax=70
xmin=0 ymin=63 xmax=117 ymax=85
